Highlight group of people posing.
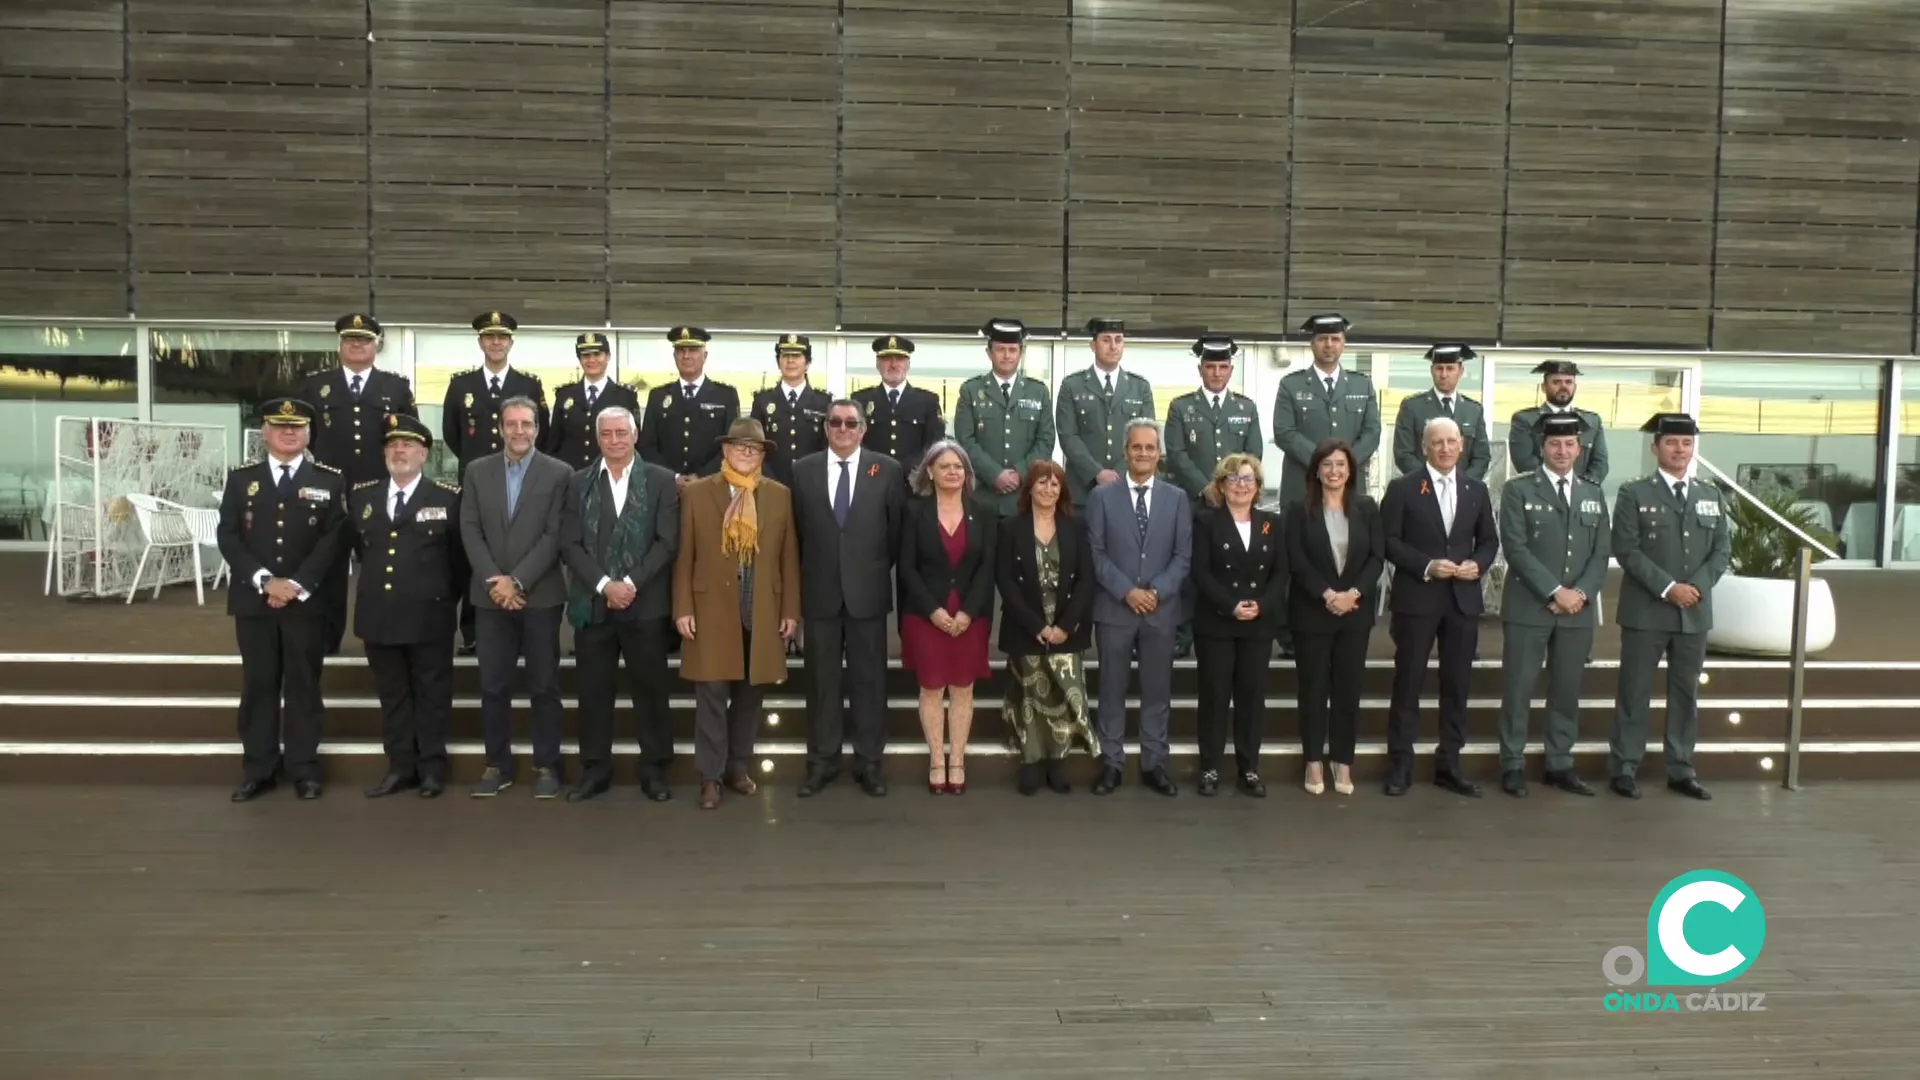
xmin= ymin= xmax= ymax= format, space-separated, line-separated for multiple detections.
xmin=216 ymin=311 xmax=1730 ymax=807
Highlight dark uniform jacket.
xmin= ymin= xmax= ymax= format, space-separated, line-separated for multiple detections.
xmin=638 ymin=378 xmax=740 ymax=477
xmin=346 ymin=476 xmax=464 ymax=644
xmin=215 ymin=458 xmax=347 ymax=619
xmin=852 ymin=382 xmax=945 ymax=476
xmin=442 ymin=366 xmax=549 ymax=467
xmin=1509 ymin=405 xmax=1608 ymax=485
xmin=1499 ymin=470 xmax=1610 ymax=628
xmin=296 ymin=367 xmax=417 ymax=487
xmin=1164 ymin=388 xmax=1263 ymax=500
xmin=1189 ymin=504 xmax=1288 ymax=639
xmin=541 ymin=379 xmax=641 ymax=471
xmin=1393 ymin=389 xmax=1490 ymax=482
xmin=750 ymin=382 xmax=832 ymax=488
xmin=1612 ymin=473 xmax=1732 ymax=635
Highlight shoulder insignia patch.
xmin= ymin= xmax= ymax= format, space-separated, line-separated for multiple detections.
xmin=353 ymin=478 xmax=380 ymax=490
xmin=432 ymin=479 xmax=460 ymax=493
xmin=312 ymin=461 xmax=341 ymax=474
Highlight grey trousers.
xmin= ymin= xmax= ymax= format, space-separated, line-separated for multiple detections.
xmin=1611 ymin=627 xmax=1705 ymax=781
xmin=1094 ymin=618 xmax=1175 ymax=771
xmin=1499 ymin=622 xmax=1593 ymax=773
xmin=692 ymin=628 xmax=763 ymax=781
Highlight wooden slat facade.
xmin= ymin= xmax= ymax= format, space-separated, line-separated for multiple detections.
xmin=0 ymin=0 xmax=1916 ymax=354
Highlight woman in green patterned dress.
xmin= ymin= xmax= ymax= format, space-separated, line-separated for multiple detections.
xmin=994 ymin=460 xmax=1097 ymax=794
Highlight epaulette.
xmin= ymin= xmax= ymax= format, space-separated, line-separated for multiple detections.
xmin=312 ymin=461 xmax=341 ymax=474
xmin=230 ymin=463 xmax=254 ymax=474
xmin=432 ymin=479 xmax=460 ymax=493
xmin=353 ymin=478 xmax=380 ymax=490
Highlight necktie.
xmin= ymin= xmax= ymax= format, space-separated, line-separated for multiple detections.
xmin=1557 ymin=477 xmax=1569 ymax=511
xmin=489 ymin=375 xmax=501 ymax=395
xmin=586 ymin=384 xmax=599 ymax=408
xmin=788 ymin=390 xmax=798 ymax=408
xmin=393 ymin=488 xmax=406 ymax=520
xmin=888 ymin=387 xmax=899 ymax=408
xmin=1440 ymin=396 xmax=1453 ymax=416
xmin=1001 ymin=381 xmax=1012 ymax=406
xmin=1212 ymin=393 xmax=1222 ymax=413
xmin=349 ymin=373 xmax=363 ymax=399
xmin=1103 ymin=373 xmax=1113 ymax=396
xmin=277 ymin=463 xmax=295 ymax=497
xmin=684 ymin=383 xmax=696 ymax=399
xmin=1438 ymin=476 xmax=1454 ymax=533
xmin=1674 ymin=481 xmax=1687 ymax=506
xmin=834 ymin=459 xmax=851 ymax=527
xmin=1134 ymin=484 xmax=1150 ymax=547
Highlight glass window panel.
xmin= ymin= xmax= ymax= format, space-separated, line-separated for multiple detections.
xmin=1898 ymin=362 xmax=1920 ymax=562
xmin=844 ymin=335 xmax=1047 ymax=421
xmin=1698 ymin=358 xmax=1882 ymax=560
xmin=0 ymin=325 xmax=139 ymax=539
xmin=1489 ymin=359 xmax=1686 ymax=505
xmin=416 ymin=328 xmax=588 ymax=483
xmin=149 ymin=326 xmax=344 ymax=479
xmin=617 ymin=331 xmax=791 ymax=403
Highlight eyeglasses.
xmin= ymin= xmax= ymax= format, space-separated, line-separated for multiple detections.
xmin=825 ymin=417 xmax=861 ymax=429
xmin=1225 ymin=475 xmax=1258 ymax=486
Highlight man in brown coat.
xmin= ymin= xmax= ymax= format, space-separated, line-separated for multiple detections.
xmin=673 ymin=419 xmax=801 ymax=808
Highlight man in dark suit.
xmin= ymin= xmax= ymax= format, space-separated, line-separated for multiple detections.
xmin=346 ymin=414 xmax=462 ymax=799
xmin=851 ymin=335 xmax=945 ymax=478
xmin=749 ymin=334 xmax=832 ymax=489
xmin=790 ymin=399 xmax=906 ymax=797
xmin=458 ymin=395 xmax=575 ymax=800
xmin=638 ymin=325 xmax=741 ymax=488
xmin=296 ymin=313 xmax=417 ymax=655
xmin=1381 ymin=415 xmax=1500 ymax=797
xmin=215 ymin=398 xmax=347 ymax=802
xmin=443 ymin=310 xmax=549 ymax=653
xmin=558 ymin=406 xmax=681 ymax=803
xmin=1085 ymin=418 xmax=1192 ymax=797
xmin=542 ymin=332 xmax=640 ymax=471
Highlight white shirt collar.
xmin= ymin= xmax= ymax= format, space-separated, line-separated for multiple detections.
xmin=483 ymin=361 xmax=512 ymax=383
xmin=882 ymin=378 xmax=910 ymax=395
xmin=1434 ymin=388 xmax=1454 ymax=404
xmin=996 ymin=373 xmax=1017 ymax=390
xmin=1541 ymin=465 xmax=1574 ymax=485
xmin=268 ymin=453 xmax=302 ymax=471
xmin=830 ymin=445 xmax=862 ymax=469
xmin=387 ymin=475 xmax=420 ymax=503
xmin=1127 ymin=474 xmax=1157 ymax=492
xmin=1427 ymin=464 xmax=1457 ymax=486
xmin=1658 ymin=466 xmax=1693 ymax=487
xmin=1315 ymin=364 xmax=1342 ymax=384
xmin=600 ymin=456 xmax=635 ymax=480
xmin=780 ymin=378 xmax=809 ymax=394
xmin=583 ymin=375 xmax=608 ymax=394
xmin=1092 ymin=363 xmax=1123 ymax=382
xmin=679 ymin=375 xmax=705 ymax=396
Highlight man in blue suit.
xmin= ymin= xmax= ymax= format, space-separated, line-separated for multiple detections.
xmin=1085 ymin=418 xmax=1192 ymax=797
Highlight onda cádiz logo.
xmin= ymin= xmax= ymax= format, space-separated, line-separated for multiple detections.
xmin=1601 ymin=870 xmax=1769 ymax=1014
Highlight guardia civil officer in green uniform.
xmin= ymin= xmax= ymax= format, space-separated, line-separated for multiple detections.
xmin=347 ymin=414 xmax=463 ymax=800
xmin=1393 ymin=343 xmax=1490 ymax=482
xmin=1608 ymin=413 xmax=1728 ymax=801
xmin=1056 ymin=318 xmax=1156 ymax=498
xmin=1165 ymin=335 xmax=1266 ymax=657
xmin=1272 ymin=313 xmax=1382 ymax=507
xmin=1496 ymin=413 xmax=1610 ymax=799
xmin=748 ymin=334 xmax=831 ymax=489
xmin=637 ymin=325 xmax=742 ymax=486
xmin=851 ymin=334 xmax=945 ymax=478
xmin=952 ymin=317 xmax=1056 ymax=517
xmin=1509 ymin=360 xmax=1608 ymax=484
xmin=542 ymin=332 xmax=640 ymax=470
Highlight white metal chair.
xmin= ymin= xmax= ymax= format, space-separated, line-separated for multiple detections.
xmin=124 ymin=494 xmax=204 ymax=605
xmin=181 ymin=505 xmax=227 ymax=593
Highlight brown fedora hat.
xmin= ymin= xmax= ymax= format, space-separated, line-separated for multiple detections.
xmin=718 ymin=417 xmax=776 ymax=452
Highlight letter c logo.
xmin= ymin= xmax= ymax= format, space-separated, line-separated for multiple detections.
xmin=1645 ymin=870 xmax=1766 ymax=987
xmin=1657 ymin=880 xmax=1748 ymax=978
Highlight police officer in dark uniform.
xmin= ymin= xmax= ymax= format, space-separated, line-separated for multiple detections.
xmin=215 ymin=398 xmax=347 ymax=803
xmin=296 ymin=313 xmax=417 ymax=656
xmin=348 ymin=414 xmax=464 ymax=800
xmin=542 ymin=332 xmax=639 ymax=470
xmin=749 ymin=333 xmax=831 ymax=488
xmin=637 ymin=325 xmax=741 ymax=487
xmin=442 ymin=310 xmax=547 ymax=652
xmin=851 ymin=334 xmax=945 ymax=479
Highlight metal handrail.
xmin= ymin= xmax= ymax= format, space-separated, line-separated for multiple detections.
xmin=1693 ymin=454 xmax=1842 ymax=561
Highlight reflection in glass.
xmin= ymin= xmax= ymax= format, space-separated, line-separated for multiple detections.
xmin=0 ymin=325 xmax=139 ymax=539
xmin=150 ymin=327 xmax=340 ymax=477
xmin=1899 ymin=363 xmax=1920 ymax=561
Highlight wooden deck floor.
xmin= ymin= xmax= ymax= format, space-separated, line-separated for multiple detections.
xmin=2 ymin=782 xmax=1916 ymax=1077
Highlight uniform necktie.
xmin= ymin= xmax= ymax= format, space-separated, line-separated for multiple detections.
xmin=888 ymin=387 xmax=899 ymax=408
xmin=1440 ymin=396 xmax=1453 ymax=416
xmin=1001 ymin=381 xmax=1012 ymax=406
xmin=834 ymin=459 xmax=851 ymax=527
xmin=788 ymin=390 xmax=798 ymax=408
xmin=1674 ymin=480 xmax=1686 ymax=505
xmin=489 ymin=375 xmax=501 ymax=395
xmin=1134 ymin=484 xmax=1150 ymax=547
xmin=1103 ymin=372 xmax=1113 ymax=396
xmin=393 ymin=488 xmax=406 ymax=520
xmin=1556 ymin=477 xmax=1569 ymax=510
xmin=683 ymin=382 xmax=696 ymax=399
xmin=277 ymin=463 xmax=295 ymax=497
xmin=1211 ymin=393 xmax=1222 ymax=412
xmin=349 ymin=373 xmax=363 ymax=399
xmin=586 ymin=384 xmax=599 ymax=408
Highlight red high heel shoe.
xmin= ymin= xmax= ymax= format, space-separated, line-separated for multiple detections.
xmin=929 ymin=763 xmax=947 ymax=795
xmin=947 ymin=762 xmax=966 ymax=795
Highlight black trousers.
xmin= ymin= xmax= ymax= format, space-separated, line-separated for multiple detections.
xmin=1194 ymin=634 xmax=1272 ymax=775
xmin=234 ymin=611 xmax=327 ymax=782
xmin=364 ymin=636 xmax=453 ymax=781
xmin=1387 ymin=608 xmax=1478 ymax=775
xmin=1294 ymin=622 xmax=1370 ymax=764
xmin=575 ymin=616 xmax=673 ymax=783
xmin=476 ymin=605 xmax=565 ymax=776
xmin=320 ymin=555 xmax=351 ymax=655
xmin=803 ymin=612 xmax=888 ymax=774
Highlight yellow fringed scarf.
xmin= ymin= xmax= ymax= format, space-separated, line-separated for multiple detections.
xmin=719 ymin=461 xmax=761 ymax=565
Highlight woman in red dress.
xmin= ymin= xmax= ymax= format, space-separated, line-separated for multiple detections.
xmin=898 ymin=440 xmax=996 ymax=794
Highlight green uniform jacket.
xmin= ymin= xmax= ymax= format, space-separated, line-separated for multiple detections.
xmin=1509 ymin=406 xmax=1608 ymax=485
xmin=1056 ymin=366 xmax=1156 ymax=497
xmin=1271 ymin=366 xmax=1381 ymax=506
xmin=952 ymin=372 xmax=1055 ymax=516
xmin=1393 ymin=390 xmax=1490 ymax=482
xmin=1499 ymin=471 xmax=1611 ymax=628
xmin=1611 ymin=474 xmax=1732 ymax=634
xmin=1164 ymin=388 xmax=1263 ymax=500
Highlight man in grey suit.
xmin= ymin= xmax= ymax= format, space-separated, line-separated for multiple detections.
xmin=790 ymin=400 xmax=906 ymax=797
xmin=1085 ymin=418 xmax=1191 ymax=797
xmin=457 ymin=395 xmax=574 ymax=799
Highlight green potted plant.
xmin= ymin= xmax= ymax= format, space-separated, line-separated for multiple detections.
xmin=1707 ymin=490 xmax=1839 ymax=656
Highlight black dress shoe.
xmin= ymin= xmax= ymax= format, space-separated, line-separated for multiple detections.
xmin=1434 ymin=771 xmax=1481 ymax=798
xmin=1667 ymin=777 xmax=1713 ymax=801
xmin=1091 ymin=765 xmax=1122 ymax=796
xmin=418 ymin=777 xmax=446 ymax=798
xmin=1238 ymin=772 xmax=1266 ymax=798
xmin=1500 ymin=769 xmax=1528 ymax=797
xmin=797 ymin=770 xmax=836 ymax=798
xmin=1173 ymin=641 xmax=1193 ymax=659
xmin=230 ymin=777 xmax=276 ymax=802
xmin=1382 ymin=773 xmax=1411 ymax=797
xmin=1017 ymin=763 xmax=1041 ymax=795
xmin=294 ymin=779 xmax=323 ymax=800
xmin=567 ymin=777 xmax=611 ymax=802
xmin=457 ymin=642 xmax=477 ymax=656
xmin=1044 ymin=759 xmax=1071 ymax=794
xmin=1275 ymin=643 xmax=1295 ymax=660
xmin=855 ymin=769 xmax=887 ymax=797
xmin=1197 ymin=769 xmax=1220 ymax=797
xmin=364 ymin=772 xmax=419 ymax=798
xmin=1143 ymin=767 xmax=1178 ymax=797
xmin=1610 ymin=776 xmax=1642 ymax=799
xmin=1545 ymin=770 xmax=1596 ymax=797
xmin=638 ymin=778 xmax=673 ymax=803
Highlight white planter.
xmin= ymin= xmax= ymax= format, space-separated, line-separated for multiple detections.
xmin=1705 ymin=574 xmax=1836 ymax=656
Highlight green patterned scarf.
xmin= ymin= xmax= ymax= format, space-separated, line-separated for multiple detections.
xmin=566 ymin=463 xmax=651 ymax=630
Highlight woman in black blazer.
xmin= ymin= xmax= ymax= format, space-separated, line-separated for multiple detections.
xmin=1285 ymin=437 xmax=1385 ymax=797
xmin=898 ymin=441 xmax=997 ymax=794
xmin=1189 ymin=452 xmax=1287 ymax=797
xmin=995 ymin=460 xmax=1097 ymax=795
